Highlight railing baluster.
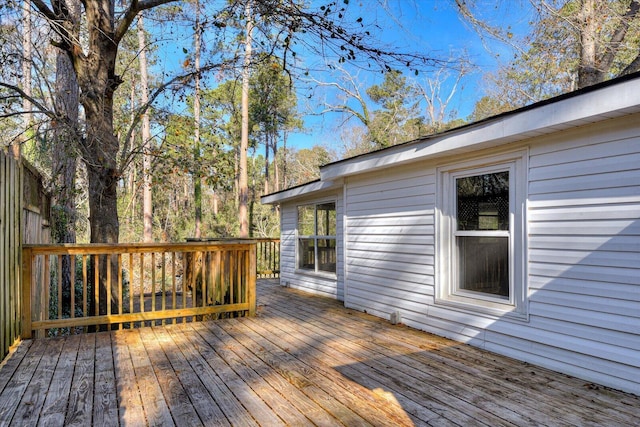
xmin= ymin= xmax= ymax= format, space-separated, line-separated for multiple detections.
xmin=151 ymin=252 xmax=156 ymax=321
xmin=93 ymin=254 xmax=99 ymax=322
xmin=43 ymin=255 xmax=50 ymax=338
xmin=57 ymin=255 xmax=62 ymax=322
xmin=82 ymin=255 xmax=87 ymax=333
xmin=161 ymin=252 xmax=166 ymax=326
xmin=139 ymin=253 xmax=144 ymax=327
xmin=182 ymin=251 xmax=188 ymax=322
xmin=107 ymin=255 xmax=112 ymax=321
xmin=70 ymin=255 xmax=75 ymax=319
xmin=129 ymin=253 xmax=134 ymax=329
xmin=200 ymin=251 xmax=206 ymax=314
xmin=171 ymin=252 xmax=176 ymax=325
xmin=118 ymin=253 xmax=123 ymax=330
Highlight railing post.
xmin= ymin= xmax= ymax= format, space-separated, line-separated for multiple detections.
xmin=21 ymin=247 xmax=32 ymax=339
xmin=248 ymin=243 xmax=256 ymax=316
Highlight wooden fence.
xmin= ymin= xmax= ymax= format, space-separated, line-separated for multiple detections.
xmin=0 ymin=153 xmax=51 ymax=359
xmin=21 ymin=241 xmax=257 ymax=338
xmin=0 ymin=151 xmax=22 ymax=359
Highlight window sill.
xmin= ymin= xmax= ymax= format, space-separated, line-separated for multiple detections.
xmin=435 ymin=295 xmax=529 ymax=322
xmin=294 ymin=269 xmax=337 ymax=280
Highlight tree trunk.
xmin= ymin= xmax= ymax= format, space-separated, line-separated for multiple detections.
xmin=578 ymin=0 xmax=602 ymax=88
xmin=17 ymin=0 xmax=32 ymax=159
xmin=50 ymin=0 xmax=80 ymax=318
xmin=264 ymin=134 xmax=270 ymax=195
xmin=138 ymin=16 xmax=153 ymax=243
xmin=274 ymin=141 xmax=280 ymax=192
xmin=128 ymin=83 xmax=137 ymax=229
xmin=193 ymin=0 xmax=202 ymax=239
xmin=83 ymin=86 xmax=120 ymax=318
xmin=239 ymin=0 xmax=253 ymax=238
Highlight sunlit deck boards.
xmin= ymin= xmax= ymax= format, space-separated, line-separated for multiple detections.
xmin=1 ymin=279 xmax=638 ymax=426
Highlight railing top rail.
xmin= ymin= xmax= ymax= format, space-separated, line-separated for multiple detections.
xmin=186 ymin=237 xmax=279 ymax=242
xmin=23 ymin=241 xmax=258 ymax=255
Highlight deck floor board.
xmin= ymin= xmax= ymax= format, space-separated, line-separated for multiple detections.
xmin=0 ymin=279 xmax=638 ymax=426
xmin=262 ymin=291 xmax=576 ymax=425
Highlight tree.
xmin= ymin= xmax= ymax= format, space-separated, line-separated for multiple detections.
xmin=572 ymin=0 xmax=640 ymax=86
xmin=414 ymin=64 xmax=471 ymax=134
xmin=191 ymin=0 xmax=203 ymax=239
xmin=457 ymin=0 xmax=640 ymax=92
xmin=366 ymin=70 xmax=422 ymax=148
xmin=17 ymin=0 xmax=32 ymax=158
xmin=50 ymin=0 xmax=80 ymax=319
xmin=286 ymin=145 xmax=334 ymax=186
xmin=250 ymin=55 xmax=302 ymax=194
xmin=239 ymin=0 xmax=253 ymax=238
xmin=137 ymin=15 xmax=153 ymax=243
xmin=30 ymin=0 xmax=177 ymax=245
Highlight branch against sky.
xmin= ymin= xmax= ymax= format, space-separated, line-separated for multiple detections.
xmin=243 ymin=0 xmax=466 ymax=75
xmin=306 ymin=64 xmax=371 ymax=127
xmin=454 ymin=0 xmax=531 ymax=57
xmin=456 ymin=0 xmax=640 ymax=88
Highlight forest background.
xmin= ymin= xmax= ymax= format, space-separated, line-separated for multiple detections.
xmin=1 ymin=0 xmax=639 ymax=246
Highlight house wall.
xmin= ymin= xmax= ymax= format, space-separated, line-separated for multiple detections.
xmin=280 ymin=190 xmax=344 ymax=300
xmin=342 ymin=114 xmax=640 ymax=395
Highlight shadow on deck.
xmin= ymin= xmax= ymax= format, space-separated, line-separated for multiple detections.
xmin=0 ymin=279 xmax=638 ymax=426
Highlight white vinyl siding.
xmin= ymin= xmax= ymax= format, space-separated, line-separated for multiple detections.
xmin=342 ymin=115 xmax=640 ymax=395
xmin=279 ymin=191 xmax=344 ymax=300
xmin=523 ymin=116 xmax=640 ymax=394
xmin=344 ymin=164 xmax=436 ymax=326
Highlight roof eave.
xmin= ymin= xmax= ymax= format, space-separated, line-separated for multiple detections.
xmin=261 ymin=179 xmax=343 ymax=204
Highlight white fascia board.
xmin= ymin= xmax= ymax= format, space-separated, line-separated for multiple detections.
xmin=261 ymin=179 xmax=342 ymax=204
xmin=321 ymin=76 xmax=640 ymax=181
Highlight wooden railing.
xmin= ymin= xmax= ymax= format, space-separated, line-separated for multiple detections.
xmin=21 ymin=241 xmax=256 ymax=338
xmin=256 ymin=238 xmax=280 ymax=278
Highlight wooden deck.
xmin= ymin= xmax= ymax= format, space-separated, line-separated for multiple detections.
xmin=0 ymin=280 xmax=638 ymax=426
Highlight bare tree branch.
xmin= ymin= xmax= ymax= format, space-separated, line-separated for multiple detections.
xmin=0 ymin=81 xmax=55 ymax=119
xmin=115 ymin=0 xmax=178 ymax=43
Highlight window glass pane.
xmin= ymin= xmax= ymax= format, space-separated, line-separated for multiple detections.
xmin=457 ymin=171 xmax=509 ymax=231
xmin=457 ymin=236 xmax=509 ymax=297
xmin=297 ymin=205 xmax=315 ymax=235
xmin=298 ymin=238 xmax=315 ymax=270
xmin=316 ymin=202 xmax=336 ymax=236
xmin=317 ymin=238 xmax=336 ymax=273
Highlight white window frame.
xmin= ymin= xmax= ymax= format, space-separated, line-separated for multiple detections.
xmin=436 ymin=150 xmax=528 ymax=320
xmin=296 ymin=200 xmax=337 ymax=276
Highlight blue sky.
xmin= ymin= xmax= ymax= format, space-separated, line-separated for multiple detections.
xmin=149 ymin=1 xmax=534 ymax=153
xmin=286 ymin=0 xmax=534 ymax=151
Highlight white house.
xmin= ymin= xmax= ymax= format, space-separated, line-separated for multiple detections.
xmin=261 ymin=73 xmax=640 ymax=396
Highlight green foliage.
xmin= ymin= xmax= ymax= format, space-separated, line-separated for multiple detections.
xmin=250 ymin=55 xmax=302 ymax=138
xmin=365 ymin=70 xmax=423 ymax=148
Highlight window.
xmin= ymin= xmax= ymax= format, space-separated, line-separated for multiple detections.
xmin=297 ymin=202 xmax=337 ymax=273
xmin=437 ymin=152 xmax=527 ymax=318
xmin=456 ymin=171 xmax=510 ymax=298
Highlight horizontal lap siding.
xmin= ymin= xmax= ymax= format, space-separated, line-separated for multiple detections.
xmin=522 ymin=116 xmax=640 ymax=394
xmin=340 ymin=115 xmax=640 ymax=395
xmin=279 ymin=192 xmax=344 ymax=300
xmin=345 ymin=165 xmax=436 ymax=328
